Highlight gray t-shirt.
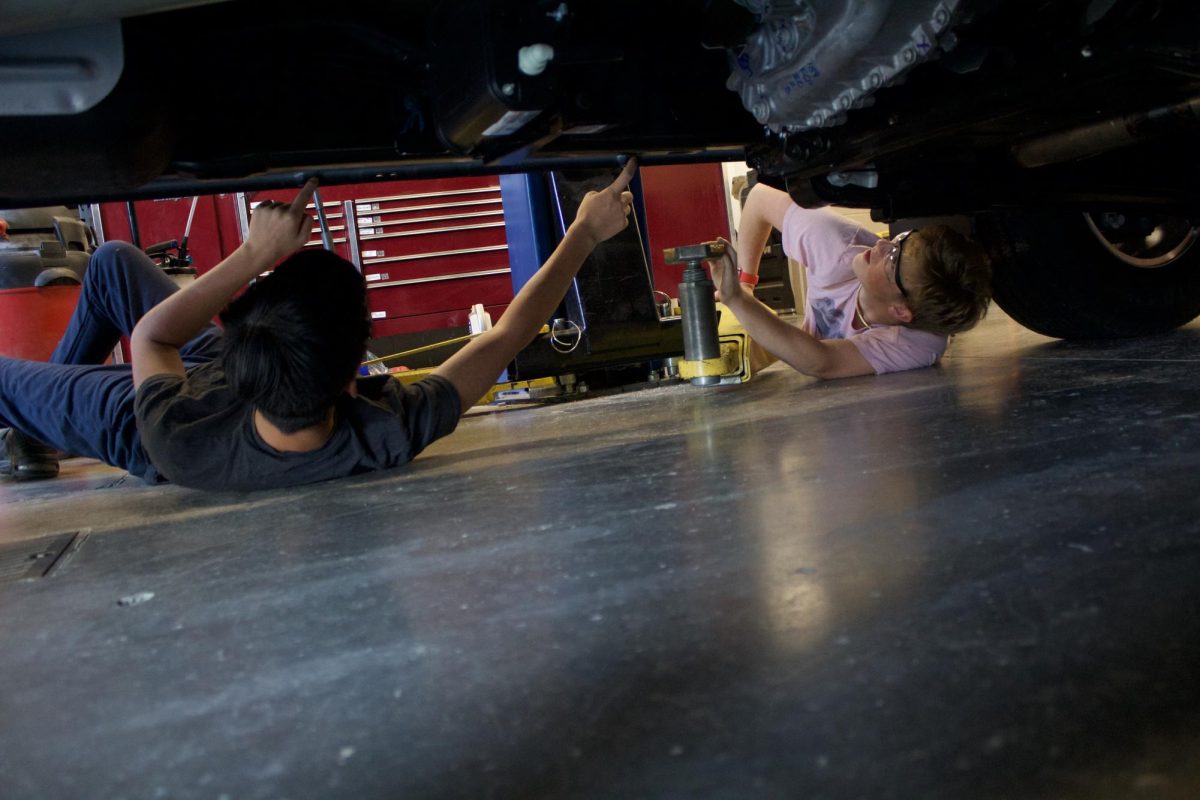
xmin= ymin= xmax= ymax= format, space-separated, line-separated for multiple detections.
xmin=134 ymin=362 xmax=460 ymax=491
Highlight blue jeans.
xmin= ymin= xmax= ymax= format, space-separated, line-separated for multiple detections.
xmin=0 ymin=241 xmax=221 ymax=476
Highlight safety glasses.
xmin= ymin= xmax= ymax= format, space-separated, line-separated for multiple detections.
xmin=883 ymin=229 xmax=914 ymax=298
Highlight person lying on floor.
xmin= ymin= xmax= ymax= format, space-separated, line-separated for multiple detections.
xmin=0 ymin=161 xmax=637 ymax=490
xmin=709 ymin=182 xmax=993 ymax=379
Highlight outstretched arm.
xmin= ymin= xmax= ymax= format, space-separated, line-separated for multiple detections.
xmin=711 ymin=239 xmax=874 ymax=380
xmin=731 ymin=182 xmax=794 ymax=284
xmin=131 ymin=180 xmax=317 ymax=389
xmin=434 ymin=159 xmax=638 ymax=412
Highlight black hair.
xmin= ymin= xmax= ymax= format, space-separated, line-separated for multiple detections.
xmin=219 ymin=249 xmax=371 ymax=433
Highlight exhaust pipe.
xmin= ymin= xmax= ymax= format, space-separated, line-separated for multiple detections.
xmin=1013 ymin=96 xmax=1200 ymax=168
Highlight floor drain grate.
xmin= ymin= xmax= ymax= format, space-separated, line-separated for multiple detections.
xmin=0 ymin=531 xmax=86 ymax=583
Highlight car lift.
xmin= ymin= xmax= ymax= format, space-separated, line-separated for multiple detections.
xmin=354 ymin=167 xmax=762 ymax=406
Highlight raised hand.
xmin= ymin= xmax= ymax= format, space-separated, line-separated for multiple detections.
xmin=707 ymin=236 xmax=745 ymax=304
xmin=571 ymin=158 xmax=638 ymax=247
xmin=246 ymin=178 xmax=318 ymax=263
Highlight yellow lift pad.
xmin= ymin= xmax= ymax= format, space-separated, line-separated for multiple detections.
xmin=676 ymin=302 xmax=765 ymax=385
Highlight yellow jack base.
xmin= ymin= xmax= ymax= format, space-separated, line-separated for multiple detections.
xmin=676 ymin=302 xmax=764 ymax=385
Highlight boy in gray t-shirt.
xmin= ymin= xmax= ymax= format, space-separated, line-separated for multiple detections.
xmin=0 ymin=161 xmax=637 ymax=490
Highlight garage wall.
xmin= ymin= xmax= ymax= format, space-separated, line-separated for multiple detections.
xmin=640 ymin=163 xmax=731 ymax=292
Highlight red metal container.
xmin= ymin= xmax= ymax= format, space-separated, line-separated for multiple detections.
xmin=0 ymin=285 xmax=80 ymax=361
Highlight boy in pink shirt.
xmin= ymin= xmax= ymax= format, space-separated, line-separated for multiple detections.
xmin=712 ymin=183 xmax=992 ymax=379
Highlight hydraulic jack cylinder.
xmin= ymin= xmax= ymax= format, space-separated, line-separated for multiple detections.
xmin=665 ymin=241 xmax=725 ymax=386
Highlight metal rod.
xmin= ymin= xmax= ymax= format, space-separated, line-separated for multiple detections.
xmin=17 ymin=149 xmax=745 ymax=206
xmin=342 ymin=199 xmax=362 ymax=271
xmin=234 ymin=192 xmax=250 ymax=242
xmin=85 ymin=203 xmax=105 ymax=244
xmin=1013 ymin=96 xmax=1200 ymax=168
xmin=125 ymin=201 xmax=140 ymax=248
xmin=360 ymin=333 xmax=478 ymax=366
xmin=182 ymin=195 xmax=199 ymax=241
xmin=311 ymin=188 xmax=334 ymax=250
xmin=180 ymin=195 xmax=199 ymax=260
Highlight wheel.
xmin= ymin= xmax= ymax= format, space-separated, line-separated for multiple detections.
xmin=973 ymin=208 xmax=1200 ymax=339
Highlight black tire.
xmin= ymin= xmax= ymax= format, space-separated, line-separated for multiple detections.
xmin=973 ymin=209 xmax=1200 ymax=339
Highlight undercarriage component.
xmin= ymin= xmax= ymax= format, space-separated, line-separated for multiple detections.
xmin=727 ymin=0 xmax=960 ymax=132
xmin=1012 ymin=97 xmax=1200 ymax=168
xmin=0 ymin=21 xmax=124 ymax=116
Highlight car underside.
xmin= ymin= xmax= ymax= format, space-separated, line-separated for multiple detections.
xmin=2 ymin=0 xmax=1199 ymax=339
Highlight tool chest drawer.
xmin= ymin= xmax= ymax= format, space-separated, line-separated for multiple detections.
xmin=351 ymin=177 xmax=512 ymax=331
xmin=242 ymin=176 xmax=514 ymax=333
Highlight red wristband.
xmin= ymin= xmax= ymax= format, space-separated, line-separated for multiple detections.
xmin=738 ymin=271 xmax=760 ymax=287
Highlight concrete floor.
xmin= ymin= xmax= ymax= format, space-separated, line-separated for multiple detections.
xmin=1 ymin=309 xmax=1199 ymax=799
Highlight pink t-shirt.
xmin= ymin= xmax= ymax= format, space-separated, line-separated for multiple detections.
xmin=780 ymin=204 xmax=947 ymax=374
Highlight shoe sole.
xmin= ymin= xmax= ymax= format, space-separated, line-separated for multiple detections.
xmin=1 ymin=461 xmax=59 ymax=481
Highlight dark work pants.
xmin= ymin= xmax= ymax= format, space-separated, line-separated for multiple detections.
xmin=0 ymin=241 xmax=221 ymax=475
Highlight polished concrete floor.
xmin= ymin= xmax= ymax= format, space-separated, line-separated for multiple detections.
xmin=1 ymin=309 xmax=1199 ymax=800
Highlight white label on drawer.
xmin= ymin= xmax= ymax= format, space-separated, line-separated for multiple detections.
xmin=360 ymin=227 xmax=376 ymax=235
xmin=371 ymin=311 xmax=387 ymax=319
xmin=363 ymin=250 xmax=384 ymax=258
xmin=358 ymin=215 xmax=379 ymax=224
xmin=357 ymin=202 xmax=379 ymax=212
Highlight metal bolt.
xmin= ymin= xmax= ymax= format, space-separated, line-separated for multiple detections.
xmin=1081 ymin=45 xmax=1093 ymax=58
xmin=774 ymin=22 xmax=798 ymax=54
xmin=501 ymin=83 xmax=516 ymax=96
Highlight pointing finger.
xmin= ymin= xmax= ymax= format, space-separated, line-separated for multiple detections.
xmin=609 ymin=157 xmax=638 ymax=194
xmin=289 ymin=177 xmax=319 ymax=214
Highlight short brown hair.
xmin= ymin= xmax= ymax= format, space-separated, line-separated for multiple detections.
xmin=905 ymin=225 xmax=992 ymax=336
